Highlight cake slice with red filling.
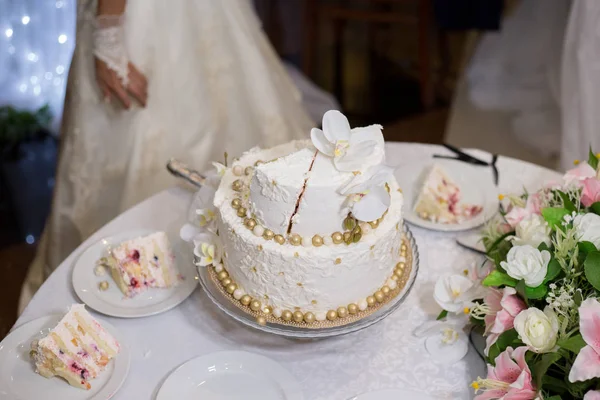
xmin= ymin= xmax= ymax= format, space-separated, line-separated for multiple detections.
xmin=414 ymin=164 xmax=482 ymax=224
xmin=30 ymin=304 xmax=120 ymax=390
xmin=107 ymin=231 xmax=179 ymax=297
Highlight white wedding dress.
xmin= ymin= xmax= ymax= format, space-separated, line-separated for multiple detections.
xmin=19 ymin=0 xmax=323 ymax=311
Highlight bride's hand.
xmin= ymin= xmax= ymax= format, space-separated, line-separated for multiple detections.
xmin=95 ymin=58 xmax=148 ymax=109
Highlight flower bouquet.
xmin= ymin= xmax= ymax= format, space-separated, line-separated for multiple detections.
xmin=434 ymin=150 xmax=600 ymax=400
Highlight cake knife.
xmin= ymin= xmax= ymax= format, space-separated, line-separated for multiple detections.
xmin=166 ymin=159 xmax=205 ymax=188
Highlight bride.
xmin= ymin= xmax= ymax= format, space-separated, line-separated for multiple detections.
xmin=20 ymin=0 xmax=326 ymax=311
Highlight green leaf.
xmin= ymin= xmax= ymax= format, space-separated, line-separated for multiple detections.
xmin=557 ymin=190 xmax=576 ymax=213
xmin=487 ymin=343 xmax=501 ymax=364
xmin=538 ymin=242 xmax=551 ymax=252
xmin=544 ymin=258 xmax=562 ymax=283
xmin=545 ymin=396 xmax=562 ymax=400
xmin=578 ymin=241 xmax=598 ymax=255
xmin=591 ymin=202 xmax=600 ymax=216
xmin=533 ymin=352 xmax=563 ymax=390
xmin=525 ymin=284 xmax=548 ymax=300
xmin=589 ymin=146 xmax=599 ymax=170
xmin=584 ymin=251 xmax=600 ymax=291
xmin=496 ymin=329 xmax=521 ymax=351
xmin=541 ymin=207 xmax=570 ymax=229
xmin=542 ymin=375 xmax=568 ymax=394
xmin=484 ymin=231 xmax=514 ymax=254
xmin=558 ymin=334 xmax=587 ymax=353
xmin=575 ymin=290 xmax=583 ymax=306
xmin=482 ymin=270 xmax=518 ymax=287
xmin=436 ymin=310 xmax=448 ymax=320
xmin=516 ymin=281 xmax=528 ymax=305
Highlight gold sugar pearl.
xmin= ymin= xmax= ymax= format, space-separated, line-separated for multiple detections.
xmin=237 ymin=207 xmax=247 ymax=218
xmin=382 ymin=286 xmax=391 ymax=295
xmin=263 ymin=229 xmax=275 ymax=240
xmin=221 ymin=278 xmax=232 ymax=287
xmin=233 ymin=165 xmax=244 ymax=176
xmin=240 ymin=295 xmax=252 ymax=306
xmin=250 ymin=300 xmax=261 ymax=311
xmin=217 ymin=271 xmax=229 ymax=281
xmin=394 ymin=269 xmax=403 ymax=279
xmin=282 ymin=310 xmax=293 ymax=321
xmin=369 ymin=220 xmax=380 ymax=229
xmin=304 ymin=312 xmax=316 ymax=324
xmin=348 ymin=304 xmax=358 ymax=314
xmin=262 ymin=306 xmax=273 ymax=315
xmin=289 ymin=234 xmax=302 ymax=246
xmin=232 ymin=179 xmax=244 ymax=192
xmin=245 ymin=218 xmax=257 ymax=229
xmin=231 ymin=198 xmax=242 ymax=209
xmin=254 ymin=160 xmax=264 ymax=166
xmin=343 ymin=216 xmax=357 ymax=231
xmin=226 ymin=283 xmax=237 ymax=294
xmin=334 ymin=258 xmax=342 ymax=265
xmin=337 ymin=307 xmax=348 ymax=319
xmin=366 ymin=296 xmax=376 ymax=306
xmin=390 ymin=274 xmax=399 ymax=281
xmin=274 ymin=234 xmax=285 ymax=245
xmin=244 ymin=166 xmax=253 ymax=176
xmin=312 ymin=235 xmax=324 ymax=247
xmin=374 ymin=291 xmax=385 ymax=303
xmin=256 ymin=316 xmax=267 ymax=326
xmin=343 ymin=232 xmax=352 ymax=244
xmin=332 ymin=232 xmax=343 ymax=244
xmin=326 ymin=310 xmax=338 ymax=321
xmin=352 ymin=232 xmax=362 ymax=243
xmin=396 ymin=262 xmax=405 ymax=270
xmin=401 ymin=244 xmax=408 ymax=252
xmin=293 ymin=311 xmax=304 ymax=323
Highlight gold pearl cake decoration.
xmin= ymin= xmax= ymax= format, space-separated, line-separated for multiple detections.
xmin=206 ymin=235 xmax=414 ymax=329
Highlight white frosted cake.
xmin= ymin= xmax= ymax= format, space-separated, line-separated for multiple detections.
xmin=199 ymin=111 xmax=407 ymax=324
xmin=414 ymin=164 xmax=482 ymax=224
xmin=107 ymin=231 xmax=179 ymax=297
xmin=30 ymin=304 xmax=120 ymax=390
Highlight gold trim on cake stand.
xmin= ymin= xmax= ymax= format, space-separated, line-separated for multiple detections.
xmin=195 ymin=224 xmax=419 ymax=339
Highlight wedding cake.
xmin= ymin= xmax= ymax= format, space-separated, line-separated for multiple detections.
xmin=195 ymin=111 xmax=409 ymax=325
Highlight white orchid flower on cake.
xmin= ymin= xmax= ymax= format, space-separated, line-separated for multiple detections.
xmin=193 ymin=232 xmax=223 ymax=267
xmin=340 ymin=164 xmax=394 ymax=222
xmin=311 ymin=110 xmax=384 ymax=171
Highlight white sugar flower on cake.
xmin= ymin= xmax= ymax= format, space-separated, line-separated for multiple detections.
xmin=340 ymin=164 xmax=394 ymax=222
xmin=311 ymin=110 xmax=384 ymax=171
xmin=193 ymin=232 xmax=223 ymax=267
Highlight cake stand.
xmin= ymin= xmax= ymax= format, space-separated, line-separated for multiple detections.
xmin=196 ymin=224 xmax=419 ymax=339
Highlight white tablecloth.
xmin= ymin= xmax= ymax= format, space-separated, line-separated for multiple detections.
xmin=14 ymin=143 xmax=562 ymax=400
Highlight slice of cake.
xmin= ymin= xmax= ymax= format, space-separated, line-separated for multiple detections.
xmin=107 ymin=231 xmax=179 ymax=297
xmin=30 ymin=304 xmax=120 ymax=390
xmin=414 ymin=164 xmax=482 ymax=224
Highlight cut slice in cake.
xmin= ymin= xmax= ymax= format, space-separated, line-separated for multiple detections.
xmin=107 ymin=231 xmax=179 ymax=297
xmin=414 ymin=164 xmax=482 ymax=224
xmin=30 ymin=304 xmax=120 ymax=390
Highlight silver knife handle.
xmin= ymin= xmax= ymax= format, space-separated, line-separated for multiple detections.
xmin=166 ymin=159 xmax=205 ymax=188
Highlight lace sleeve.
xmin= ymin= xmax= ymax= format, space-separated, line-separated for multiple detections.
xmin=92 ymin=14 xmax=129 ymax=85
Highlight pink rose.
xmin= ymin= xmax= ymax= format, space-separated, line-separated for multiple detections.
xmin=569 ymin=298 xmax=600 ymax=383
xmin=582 ymin=178 xmax=600 ymax=207
xmin=473 ymin=346 xmax=537 ymax=400
xmin=483 ymin=288 xmax=527 ymax=355
xmin=564 ymin=162 xmax=596 ymax=186
xmin=585 ymin=391 xmax=600 ymax=400
xmin=505 ymin=194 xmax=542 ymax=229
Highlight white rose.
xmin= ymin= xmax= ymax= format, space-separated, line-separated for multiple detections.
xmin=500 ymin=245 xmax=550 ymax=287
xmin=514 ymin=307 xmax=559 ymax=353
xmin=512 ymin=215 xmax=551 ymax=248
xmin=433 ymin=274 xmax=482 ymax=313
xmin=574 ymin=213 xmax=600 ymax=248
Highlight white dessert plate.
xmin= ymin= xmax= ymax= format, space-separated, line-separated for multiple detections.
xmin=72 ymin=229 xmax=197 ymax=318
xmin=156 ymin=351 xmax=303 ymax=400
xmin=0 ymin=314 xmax=130 ymax=400
xmin=349 ymin=389 xmax=439 ymax=400
xmin=394 ymin=158 xmax=498 ymax=232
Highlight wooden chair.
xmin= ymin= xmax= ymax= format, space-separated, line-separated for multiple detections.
xmin=303 ymin=0 xmax=434 ymax=110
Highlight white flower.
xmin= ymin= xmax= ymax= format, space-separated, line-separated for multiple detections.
xmin=196 ymin=208 xmax=217 ymax=230
xmin=574 ymin=213 xmax=600 ymax=248
xmin=434 ymin=274 xmax=483 ymax=314
xmin=514 ymin=307 xmax=559 ymax=353
xmin=193 ymin=232 xmax=223 ymax=267
xmin=311 ymin=110 xmax=383 ymax=171
xmin=500 ymin=245 xmax=551 ymax=287
xmin=212 ymin=162 xmax=227 ymax=177
xmin=339 ymin=164 xmax=394 ymax=221
xmin=511 ymin=214 xmax=551 ymax=248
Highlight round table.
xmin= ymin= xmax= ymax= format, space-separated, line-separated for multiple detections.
xmin=13 ymin=143 xmax=562 ymax=400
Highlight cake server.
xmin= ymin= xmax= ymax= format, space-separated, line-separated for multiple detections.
xmin=456 ymin=231 xmax=486 ymax=254
xmin=166 ymin=158 xmax=205 ymax=188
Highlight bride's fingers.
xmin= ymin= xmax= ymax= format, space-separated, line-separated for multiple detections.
xmin=98 ymin=81 xmax=112 ymax=103
xmin=109 ymin=76 xmax=131 ymax=109
xmin=128 ymin=62 xmax=148 ymax=90
xmin=127 ymin=81 xmax=147 ymax=107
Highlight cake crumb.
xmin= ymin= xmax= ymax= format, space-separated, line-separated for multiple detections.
xmin=335 ymin=258 xmax=341 ymax=264
xmin=94 ymin=265 xmax=106 ymax=276
xmin=99 ymin=281 xmax=109 ymax=291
